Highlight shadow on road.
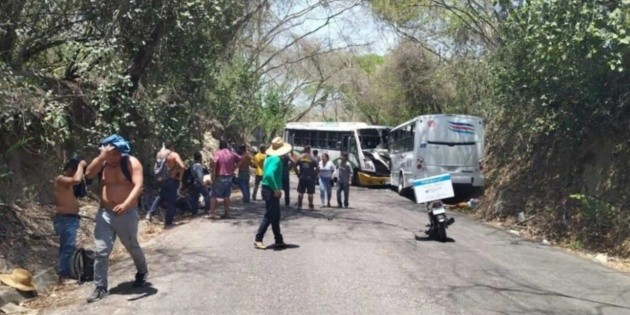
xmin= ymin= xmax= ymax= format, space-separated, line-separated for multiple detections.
xmin=108 ymin=281 xmax=158 ymax=301
xmin=271 ymin=244 xmax=300 ymax=251
xmin=414 ymin=234 xmax=456 ymax=243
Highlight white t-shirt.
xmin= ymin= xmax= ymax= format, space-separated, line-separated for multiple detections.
xmin=319 ymin=160 xmax=335 ymax=178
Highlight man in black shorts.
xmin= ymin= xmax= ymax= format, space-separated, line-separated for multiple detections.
xmin=296 ymin=146 xmax=319 ymax=210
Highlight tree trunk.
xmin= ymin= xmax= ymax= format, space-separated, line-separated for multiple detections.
xmin=0 ymin=1 xmax=26 ymax=66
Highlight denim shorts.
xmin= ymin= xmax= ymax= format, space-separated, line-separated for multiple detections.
xmin=212 ymin=176 xmax=233 ymax=198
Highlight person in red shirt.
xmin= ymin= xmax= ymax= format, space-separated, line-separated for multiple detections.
xmin=209 ymin=140 xmax=241 ymax=219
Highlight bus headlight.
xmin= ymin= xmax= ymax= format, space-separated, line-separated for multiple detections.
xmin=364 ymin=159 xmax=375 ymax=172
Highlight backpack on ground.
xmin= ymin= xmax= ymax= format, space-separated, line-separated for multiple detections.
xmin=154 ymin=151 xmax=172 ymax=183
xmin=71 ymin=248 xmax=95 ymax=283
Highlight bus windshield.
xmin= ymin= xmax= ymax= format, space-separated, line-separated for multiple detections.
xmin=359 ymin=128 xmax=389 ymax=150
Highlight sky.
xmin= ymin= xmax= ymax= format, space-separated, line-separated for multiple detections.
xmin=271 ymin=1 xmax=399 ymax=56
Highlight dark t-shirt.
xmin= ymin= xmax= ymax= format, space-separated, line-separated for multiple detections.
xmin=296 ymin=154 xmax=317 ymax=180
xmin=282 ymin=155 xmax=293 ymax=178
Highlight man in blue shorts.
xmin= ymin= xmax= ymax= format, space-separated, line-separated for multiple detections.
xmin=209 ymin=140 xmax=241 ymax=219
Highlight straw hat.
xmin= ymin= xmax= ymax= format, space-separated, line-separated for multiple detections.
xmin=265 ymin=137 xmax=292 ymax=156
xmin=0 ymin=268 xmax=37 ymax=291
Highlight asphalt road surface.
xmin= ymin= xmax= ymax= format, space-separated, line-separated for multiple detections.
xmin=42 ymin=181 xmax=630 ymax=315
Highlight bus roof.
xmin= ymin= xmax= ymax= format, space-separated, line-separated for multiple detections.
xmin=285 ymin=121 xmax=370 ymax=131
xmin=390 ymin=114 xmax=482 ymax=131
xmin=358 ymin=125 xmax=390 ymax=130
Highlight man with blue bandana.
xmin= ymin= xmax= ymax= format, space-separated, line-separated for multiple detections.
xmin=84 ymin=135 xmax=148 ymax=303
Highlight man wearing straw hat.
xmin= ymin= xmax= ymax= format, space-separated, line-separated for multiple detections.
xmin=254 ymin=137 xmax=292 ymax=249
xmin=84 ymin=134 xmax=148 ymax=303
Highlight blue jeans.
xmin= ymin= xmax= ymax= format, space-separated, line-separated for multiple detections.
xmin=319 ymin=177 xmax=333 ymax=205
xmin=189 ymin=184 xmax=211 ymax=214
xmin=237 ymin=171 xmax=250 ymax=203
xmin=150 ymin=179 xmax=179 ymax=225
xmin=53 ymin=215 xmax=80 ymax=277
xmin=337 ymin=181 xmax=350 ymax=207
xmin=255 ymin=186 xmax=283 ymax=244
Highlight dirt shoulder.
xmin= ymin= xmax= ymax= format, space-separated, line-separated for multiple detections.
xmin=5 ymin=190 xmax=245 ymax=311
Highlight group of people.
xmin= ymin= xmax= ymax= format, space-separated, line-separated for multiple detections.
xmin=252 ymin=137 xmax=353 ymax=249
xmin=54 ymin=135 xmax=148 ymax=303
xmin=293 ymin=146 xmax=353 ymax=210
xmin=146 ymin=139 xmax=249 ymax=226
xmin=51 ymin=134 xmax=353 ymax=303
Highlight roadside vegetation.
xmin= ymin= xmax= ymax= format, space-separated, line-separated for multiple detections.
xmin=1 ymin=0 xmax=628 ymax=260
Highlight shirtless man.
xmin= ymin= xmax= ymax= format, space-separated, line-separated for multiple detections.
xmin=53 ymin=158 xmax=86 ymax=284
xmin=84 ymin=135 xmax=148 ymax=303
xmin=147 ymin=140 xmax=185 ymax=228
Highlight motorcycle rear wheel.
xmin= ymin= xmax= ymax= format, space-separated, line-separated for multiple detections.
xmin=437 ymin=222 xmax=447 ymax=242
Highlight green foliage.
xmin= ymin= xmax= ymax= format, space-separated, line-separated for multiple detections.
xmin=356 ymin=54 xmax=385 ymax=74
xmin=369 ymin=0 xmax=422 ymax=25
xmin=568 ymin=193 xmax=629 ymax=250
xmin=493 ymin=0 xmax=630 ymax=133
xmin=206 ymin=57 xmax=263 ymax=142
xmin=0 ymin=0 xmax=256 ymax=202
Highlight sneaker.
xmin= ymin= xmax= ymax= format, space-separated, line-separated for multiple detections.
xmin=275 ymin=242 xmax=287 ymax=248
xmin=254 ymin=241 xmax=266 ymax=249
xmin=132 ymin=273 xmax=147 ymax=287
xmin=145 ymin=213 xmax=151 ymax=220
xmin=87 ymin=287 xmax=108 ymax=303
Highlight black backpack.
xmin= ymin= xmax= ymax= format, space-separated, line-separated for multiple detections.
xmin=182 ymin=165 xmax=195 ymax=189
xmin=73 ymin=178 xmax=89 ymax=198
xmin=71 ymin=248 xmax=95 ymax=283
xmin=99 ymin=155 xmax=132 ymax=183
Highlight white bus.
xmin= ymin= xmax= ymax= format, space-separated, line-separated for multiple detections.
xmin=389 ymin=114 xmax=485 ymax=195
xmin=284 ymin=122 xmax=391 ymax=186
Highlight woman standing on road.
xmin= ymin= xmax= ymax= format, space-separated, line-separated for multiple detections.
xmin=318 ymin=153 xmax=335 ymax=207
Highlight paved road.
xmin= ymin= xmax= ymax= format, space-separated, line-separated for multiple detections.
xmin=43 ymin=181 xmax=630 ymax=315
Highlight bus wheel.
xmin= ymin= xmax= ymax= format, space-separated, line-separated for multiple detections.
xmin=397 ymin=173 xmax=405 ymax=196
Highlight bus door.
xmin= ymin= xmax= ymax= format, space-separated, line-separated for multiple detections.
xmin=346 ymin=135 xmax=360 ymax=171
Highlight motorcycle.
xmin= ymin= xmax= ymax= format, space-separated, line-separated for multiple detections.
xmin=425 ymin=200 xmax=455 ymax=242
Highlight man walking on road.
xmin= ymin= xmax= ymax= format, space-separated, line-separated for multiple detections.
xmin=236 ymin=145 xmax=252 ymax=204
xmin=147 ymin=141 xmax=185 ymax=228
xmin=281 ymin=151 xmax=295 ymax=207
xmin=255 ymin=137 xmax=292 ymax=249
xmin=188 ymin=152 xmax=211 ymax=215
xmin=84 ymin=135 xmax=148 ymax=303
xmin=296 ymin=145 xmax=319 ymax=210
xmin=53 ymin=158 xmax=86 ymax=284
xmin=334 ymin=152 xmax=353 ymax=208
xmin=251 ymin=146 xmax=266 ymax=201
xmin=209 ymin=140 xmax=241 ymax=219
